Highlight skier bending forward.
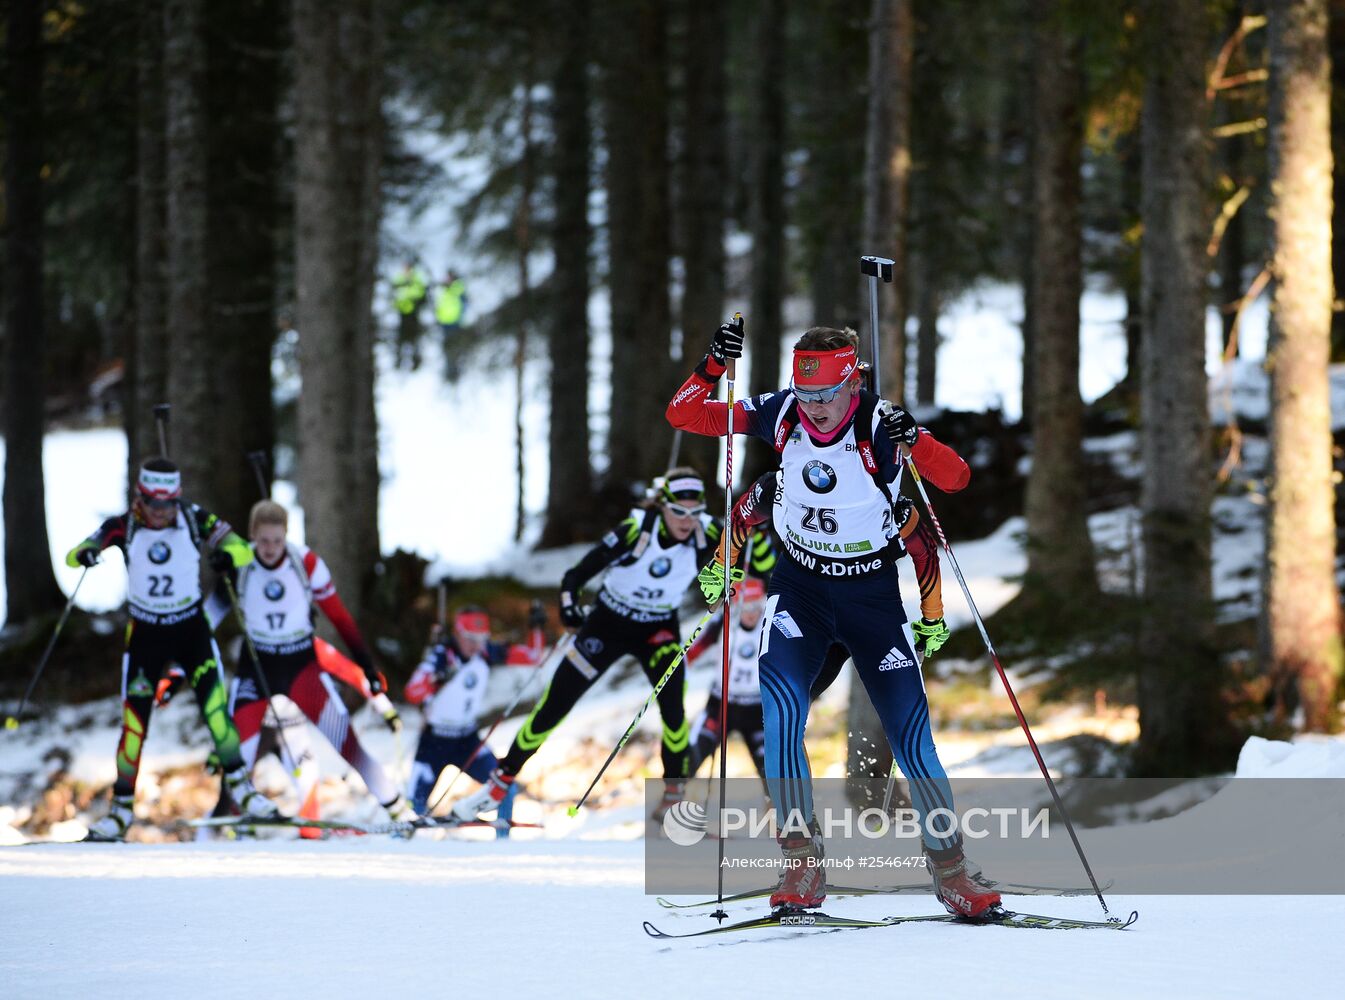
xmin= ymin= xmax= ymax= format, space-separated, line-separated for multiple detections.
xmin=450 ymin=469 xmax=722 ymax=824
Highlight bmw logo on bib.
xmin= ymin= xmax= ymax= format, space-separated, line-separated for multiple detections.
xmin=650 ymin=557 xmax=672 ymax=578
xmin=463 ymin=672 xmax=478 ymax=689
xmin=738 ymin=640 xmax=756 ymax=659
xmin=265 ymin=580 xmax=286 ymax=601
xmin=802 ymin=460 xmax=837 ymax=494
xmin=148 ymin=541 xmax=171 ymax=564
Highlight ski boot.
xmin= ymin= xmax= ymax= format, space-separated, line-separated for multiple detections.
xmin=223 ymin=766 xmax=280 ymax=820
xmin=450 ymin=769 xmax=515 ymax=824
xmin=84 ymin=795 xmax=135 ymax=842
xmin=927 ymin=848 xmax=1001 ymax=919
xmin=769 ymin=822 xmax=826 ymax=911
xmin=383 ymin=795 xmax=423 ymax=839
xmin=649 ymin=779 xmax=687 ymax=824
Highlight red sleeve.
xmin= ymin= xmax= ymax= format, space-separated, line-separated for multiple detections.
xmin=314 ymin=637 xmax=371 ymax=697
xmin=304 ymin=548 xmax=375 ymax=669
xmin=910 ymin=430 xmax=970 ymax=493
xmin=315 ymin=592 xmax=374 ymax=668
xmin=666 ymin=364 xmax=753 ymax=437
xmin=404 ymin=661 xmax=437 ymax=705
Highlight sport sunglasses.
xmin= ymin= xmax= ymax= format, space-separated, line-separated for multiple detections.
xmin=664 ymin=500 xmax=706 ymax=518
xmin=789 ymin=376 xmax=850 ymax=404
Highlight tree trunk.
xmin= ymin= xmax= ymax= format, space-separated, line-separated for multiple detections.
xmin=1135 ymin=0 xmax=1232 ymax=774
xmin=741 ymin=0 xmax=787 ymax=486
xmin=861 ymin=0 xmax=913 ymax=400
xmin=293 ymin=0 xmax=385 ymax=621
xmin=163 ymin=0 xmax=215 ymax=504
xmin=1217 ymin=134 xmax=1248 ymax=358
xmin=1263 ymin=0 xmax=1342 ymax=731
xmin=540 ymin=0 xmax=594 ymax=548
xmin=3 ymin=0 xmax=66 ymax=624
xmin=1017 ymin=13 xmax=1037 ymax=427
xmin=515 ymin=42 xmax=536 ymax=543
xmin=349 ymin=1 xmax=385 ymax=590
xmin=205 ymin=0 xmax=282 ymax=525
xmin=603 ymin=0 xmax=673 ymax=489
xmin=1120 ymin=130 xmax=1142 ymax=397
xmin=1326 ymin=0 xmax=1345 ymax=360
xmin=131 ymin=0 xmax=169 ymax=483
xmin=674 ymin=0 xmax=728 ymax=484
xmin=1023 ymin=1 xmax=1098 ymax=601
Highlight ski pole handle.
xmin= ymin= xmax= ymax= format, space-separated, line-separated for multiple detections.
xmin=860 ymin=257 xmax=894 ymax=397
xmin=725 ymin=310 xmax=742 ymax=382
xmin=152 ymin=403 xmax=172 ymax=457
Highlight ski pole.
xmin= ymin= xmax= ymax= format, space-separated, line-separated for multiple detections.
xmin=152 ymin=403 xmax=171 ymax=456
xmin=221 ymin=573 xmax=302 ymax=778
xmin=902 ymin=455 xmax=1116 ymax=920
xmin=667 ymin=429 xmax=683 ymax=470
xmin=246 ymin=450 xmax=271 ymax=499
xmin=862 ymin=256 xmax=917 ymax=821
xmin=4 ymin=568 xmax=89 ymax=730
xmin=713 ymin=316 xmax=742 ymax=922
xmin=568 ymin=606 xmax=718 ymax=816
xmin=427 ymin=632 xmax=572 ymax=814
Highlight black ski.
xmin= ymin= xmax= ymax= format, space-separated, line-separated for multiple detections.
xmin=644 ymin=910 xmax=921 ymax=938
xmin=655 ymin=877 xmax=1114 ymax=909
xmin=643 ymin=906 xmax=1139 ymax=939
xmin=181 ymin=815 xmax=537 ymax=836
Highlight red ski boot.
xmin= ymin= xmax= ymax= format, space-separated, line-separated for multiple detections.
xmin=769 ymin=826 xmax=826 ymax=910
xmin=928 ymin=850 xmax=1001 ymax=918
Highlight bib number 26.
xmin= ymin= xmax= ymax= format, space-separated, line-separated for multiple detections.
xmin=800 ymin=507 xmax=838 ymax=535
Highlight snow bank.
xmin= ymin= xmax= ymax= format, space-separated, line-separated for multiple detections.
xmin=1235 ymin=735 xmax=1345 ymax=778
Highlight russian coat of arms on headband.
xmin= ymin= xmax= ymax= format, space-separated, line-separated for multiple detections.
xmin=798 ymin=356 xmax=820 ymax=377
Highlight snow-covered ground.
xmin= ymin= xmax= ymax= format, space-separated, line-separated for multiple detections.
xmin=3 ymin=734 xmax=1342 ymax=999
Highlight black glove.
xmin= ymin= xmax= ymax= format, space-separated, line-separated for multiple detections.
xmin=76 ymin=545 xmax=101 ymax=568
xmin=892 ymin=496 xmax=916 ymax=537
xmin=352 ymin=651 xmax=384 ymax=694
xmin=879 ymin=401 xmax=919 ymax=449
xmin=708 ymin=316 xmax=745 ymax=366
xmin=527 ymin=598 xmax=548 ymax=631
xmin=559 ymin=590 xmax=586 ymax=630
xmin=208 ymin=548 xmax=235 ymax=573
